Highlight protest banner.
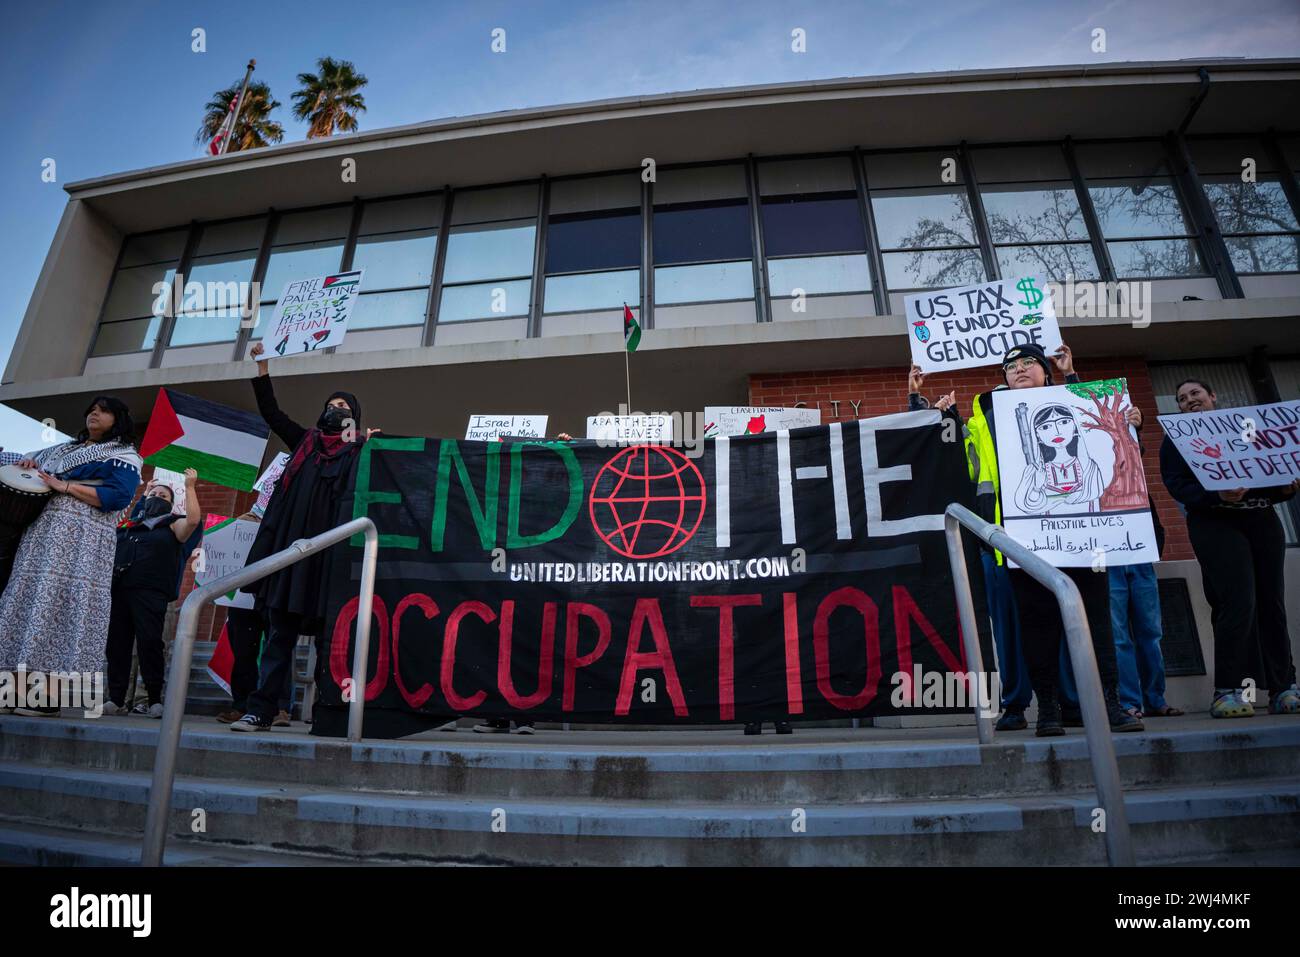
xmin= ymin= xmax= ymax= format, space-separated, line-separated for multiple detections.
xmin=265 ymin=269 xmax=363 ymax=357
xmin=197 ymin=517 xmax=260 ymax=608
xmin=906 ymin=276 xmax=1062 ymax=373
xmin=992 ymin=378 xmax=1157 ymax=567
xmin=309 ymin=411 xmax=993 ymax=737
xmin=703 ymin=407 xmax=823 ymax=438
xmin=586 ymin=414 xmax=673 ymax=444
xmin=465 ymin=414 xmax=549 ymax=442
xmin=1157 ymin=399 xmax=1300 ymax=491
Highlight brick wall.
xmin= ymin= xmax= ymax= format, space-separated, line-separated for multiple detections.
xmin=749 ymin=356 xmax=1192 ymax=561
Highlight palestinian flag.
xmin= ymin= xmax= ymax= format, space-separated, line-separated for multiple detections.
xmin=140 ymin=389 xmax=269 ymax=491
xmin=623 ymin=303 xmax=641 ymax=353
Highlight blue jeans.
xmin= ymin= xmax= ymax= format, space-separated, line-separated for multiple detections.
xmin=982 ymin=551 xmax=1032 ymax=711
xmin=1108 ymin=563 xmax=1168 ymax=712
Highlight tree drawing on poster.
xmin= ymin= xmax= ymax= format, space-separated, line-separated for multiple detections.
xmin=993 ymin=379 xmax=1157 ymax=568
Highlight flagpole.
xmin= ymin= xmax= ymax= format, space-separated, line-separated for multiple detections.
xmin=624 ymin=344 xmax=631 ymax=415
xmin=219 ymin=59 xmax=256 ymax=156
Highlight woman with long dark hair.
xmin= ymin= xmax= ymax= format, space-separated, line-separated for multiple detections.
xmin=0 ymin=396 xmax=142 ymax=716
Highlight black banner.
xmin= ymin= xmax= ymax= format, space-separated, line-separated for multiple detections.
xmin=317 ymin=410 xmax=990 ymax=730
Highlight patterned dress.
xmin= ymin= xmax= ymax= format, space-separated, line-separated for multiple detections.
xmin=0 ymin=441 xmax=141 ymax=675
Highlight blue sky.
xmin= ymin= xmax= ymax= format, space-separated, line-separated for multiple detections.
xmin=2 ymin=0 xmax=1298 ymax=370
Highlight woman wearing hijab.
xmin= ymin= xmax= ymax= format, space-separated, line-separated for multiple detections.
xmin=0 ymin=397 xmax=142 ymax=717
xmin=230 ymin=341 xmax=370 ymax=731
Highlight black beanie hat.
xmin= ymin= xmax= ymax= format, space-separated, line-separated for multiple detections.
xmin=1002 ymin=343 xmax=1053 ymax=384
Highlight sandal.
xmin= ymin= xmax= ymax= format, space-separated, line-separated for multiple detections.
xmin=1146 ymin=705 xmax=1184 ymax=717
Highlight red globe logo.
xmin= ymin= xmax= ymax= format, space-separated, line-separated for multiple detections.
xmin=589 ymin=445 xmax=707 ymax=559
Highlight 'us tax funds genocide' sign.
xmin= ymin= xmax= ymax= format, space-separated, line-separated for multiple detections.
xmin=906 ymin=276 xmax=1063 ymax=374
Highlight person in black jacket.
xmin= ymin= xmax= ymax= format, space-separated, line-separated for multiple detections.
xmin=230 ymin=341 xmax=373 ymax=732
xmin=1159 ymin=377 xmax=1300 ymax=719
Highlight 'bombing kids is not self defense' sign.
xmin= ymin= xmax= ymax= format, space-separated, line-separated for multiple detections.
xmin=905 ymin=276 xmax=1063 ymax=374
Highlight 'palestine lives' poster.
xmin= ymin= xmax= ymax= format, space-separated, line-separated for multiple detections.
xmin=314 ymin=410 xmax=991 ymax=736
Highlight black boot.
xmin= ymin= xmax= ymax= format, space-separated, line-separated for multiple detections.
xmin=774 ymin=721 xmax=792 ymax=734
xmin=1105 ymin=686 xmax=1144 ymax=732
xmin=1035 ymin=687 xmax=1064 ymax=737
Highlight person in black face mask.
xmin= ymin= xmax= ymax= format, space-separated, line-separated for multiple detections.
xmin=231 ymin=341 xmax=376 ymax=732
xmin=105 ymin=470 xmax=203 ymax=716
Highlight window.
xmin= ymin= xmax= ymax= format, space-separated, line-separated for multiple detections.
xmin=653 ymin=165 xmax=753 ymax=305
xmin=91 ymin=229 xmax=186 ymax=356
xmin=1191 ymin=137 xmax=1300 ymax=274
xmin=867 ymin=151 xmax=984 ymax=290
xmin=1076 ymin=142 xmax=1205 ymax=279
xmin=438 ymin=185 xmax=537 ymax=323
xmin=543 ymin=173 xmax=641 ymax=322
xmin=758 ymin=158 xmax=871 ymax=307
xmin=349 ymin=194 xmax=441 ymax=330
xmin=973 ymin=146 xmax=1098 ymax=281
xmin=170 ymin=217 xmax=266 ymax=347
xmin=250 ymin=207 xmax=351 ymax=340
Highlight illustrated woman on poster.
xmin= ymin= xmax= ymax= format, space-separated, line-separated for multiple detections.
xmin=1013 ymin=402 xmax=1105 ymax=514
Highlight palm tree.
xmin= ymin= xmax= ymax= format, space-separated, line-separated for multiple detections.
xmin=292 ymin=57 xmax=368 ymax=138
xmin=196 ymin=80 xmax=284 ymax=152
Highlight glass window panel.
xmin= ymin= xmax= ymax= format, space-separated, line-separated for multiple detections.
xmin=1202 ymin=180 xmax=1299 ymax=234
xmin=168 ymin=310 xmax=243 ymax=347
xmin=982 ymin=185 xmax=1088 ymax=243
xmin=767 ymin=254 xmax=871 ymax=296
xmin=442 ymin=221 xmax=536 ymax=283
xmin=451 ymin=185 xmax=538 ymax=225
xmin=972 ymin=146 xmax=1071 ymax=185
xmin=544 ymin=269 xmax=639 ymax=313
xmin=758 ymin=157 xmax=855 ymax=195
xmin=260 ymin=240 xmax=345 ymax=302
xmin=350 ymin=230 xmax=438 ymax=290
xmin=864 ymin=151 xmax=962 ymax=191
xmin=439 ymin=279 xmax=531 ymax=322
xmin=550 ymin=175 xmax=640 ymax=215
xmin=653 ymin=201 xmax=751 ymax=265
xmin=653 ymin=261 xmax=754 ymax=304
xmin=272 ymin=207 xmax=351 ymax=246
xmin=195 ymin=218 xmax=265 ymax=256
xmin=90 ymin=317 xmax=161 ymax=355
xmin=184 ymin=249 xmax=256 ymax=294
xmin=1189 ymin=137 xmax=1279 ymax=176
xmin=350 ymin=289 xmax=428 ymax=330
xmin=871 ymin=190 xmax=977 ymax=249
xmin=1075 ymin=141 xmax=1172 ymax=180
xmin=359 ymin=195 xmax=442 ymax=235
xmin=1108 ymin=239 xmax=1204 ymax=278
xmin=119 ymin=229 xmax=187 ymax=268
xmin=546 ymin=210 xmax=640 ymax=273
xmin=882 ymin=249 xmax=985 ymax=290
xmin=1088 ymin=182 xmax=1194 ymax=238
xmin=994 ymin=243 xmax=1098 ymax=281
xmin=761 ymin=194 xmax=866 ymax=257
xmin=653 ymin=165 xmax=747 ymax=205
xmin=178 ymin=251 xmax=257 ymax=320
xmin=102 ymin=263 xmax=175 ymax=323
xmin=1224 ymin=234 xmax=1300 ymax=274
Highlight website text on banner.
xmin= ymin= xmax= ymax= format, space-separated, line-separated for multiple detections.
xmin=907 ymin=276 xmax=1062 ymax=374
xmin=312 ymin=413 xmax=993 ymax=735
xmin=1158 ymin=400 xmax=1300 ymax=491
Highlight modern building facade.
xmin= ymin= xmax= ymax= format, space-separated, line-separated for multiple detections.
xmin=5 ymin=59 xmax=1299 ymax=696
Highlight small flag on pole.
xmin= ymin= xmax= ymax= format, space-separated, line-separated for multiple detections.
xmin=207 ymin=93 xmax=240 ymax=155
xmin=140 ymin=388 xmax=269 ymax=491
xmin=623 ymin=303 xmax=641 ymax=353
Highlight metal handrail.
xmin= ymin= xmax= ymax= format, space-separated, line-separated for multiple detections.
xmin=140 ymin=516 xmax=379 ymax=867
xmin=943 ymin=503 xmax=1134 ymax=867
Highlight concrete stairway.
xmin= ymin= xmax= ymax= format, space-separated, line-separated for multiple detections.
xmin=1 ymin=714 xmax=1297 ymax=866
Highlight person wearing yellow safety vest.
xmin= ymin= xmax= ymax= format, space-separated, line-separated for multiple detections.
xmin=937 ymin=342 xmax=1142 ymax=737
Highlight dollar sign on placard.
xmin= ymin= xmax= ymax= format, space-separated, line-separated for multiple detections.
xmin=1016 ymin=277 xmax=1044 ymax=310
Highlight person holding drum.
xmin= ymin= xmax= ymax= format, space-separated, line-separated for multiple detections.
xmin=103 ymin=469 xmax=202 ymax=717
xmin=0 ymin=397 xmax=141 ymax=717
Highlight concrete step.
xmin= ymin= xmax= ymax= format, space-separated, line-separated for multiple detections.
xmin=1 ymin=761 xmax=1295 ymax=866
xmin=3 ymin=714 xmax=1297 ymax=805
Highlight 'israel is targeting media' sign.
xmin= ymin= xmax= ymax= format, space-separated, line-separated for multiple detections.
xmin=906 ymin=276 xmax=1062 ymax=374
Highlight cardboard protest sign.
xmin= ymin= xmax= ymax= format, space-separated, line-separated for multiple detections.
xmin=1158 ymin=399 xmax=1300 ymax=491
xmin=465 ymin=414 xmax=549 ymax=442
xmin=197 ymin=517 xmax=260 ymax=608
xmin=992 ymin=378 xmax=1157 ymax=567
xmin=703 ymin=407 xmax=822 ymax=438
xmin=586 ymin=414 xmax=673 ymax=444
xmin=265 ymin=269 xmax=363 ymax=357
xmin=906 ymin=276 xmax=1062 ymax=373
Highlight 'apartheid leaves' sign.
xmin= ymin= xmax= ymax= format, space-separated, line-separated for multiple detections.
xmin=1157 ymin=400 xmax=1300 ymax=491
xmin=586 ymin=414 xmax=673 ymax=444
xmin=992 ymin=379 xmax=1157 ymax=568
xmin=266 ymin=270 xmax=363 ymax=357
xmin=703 ymin=407 xmax=823 ymax=438
xmin=906 ymin=276 xmax=1062 ymax=373
xmin=313 ymin=412 xmax=992 ymax=736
